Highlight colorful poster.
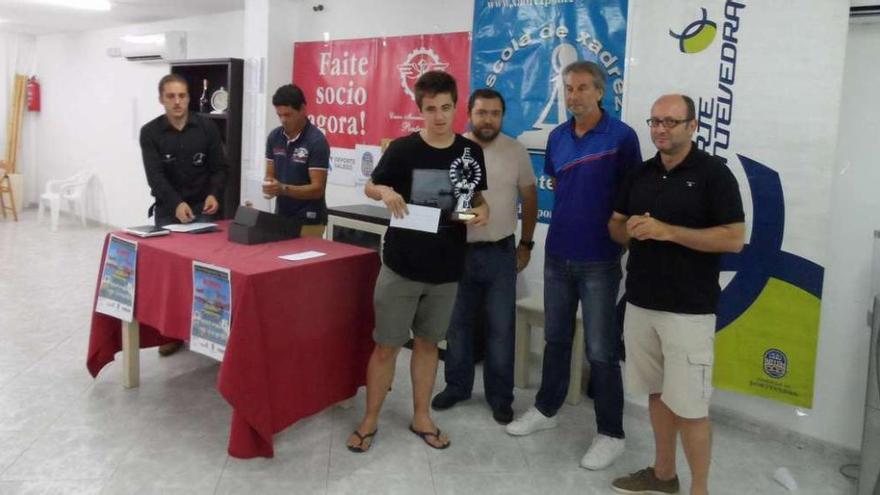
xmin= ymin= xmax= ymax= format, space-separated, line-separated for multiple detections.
xmin=623 ymin=1 xmax=848 ymax=407
xmin=95 ymin=235 xmax=137 ymax=322
xmin=190 ymin=262 xmax=232 ymax=361
xmin=470 ymin=0 xmax=630 ymax=223
xmin=294 ymin=32 xmax=470 ymax=187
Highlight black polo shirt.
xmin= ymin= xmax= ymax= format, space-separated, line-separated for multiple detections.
xmin=614 ymin=144 xmax=744 ymax=314
xmin=140 ymin=113 xmax=227 ymax=221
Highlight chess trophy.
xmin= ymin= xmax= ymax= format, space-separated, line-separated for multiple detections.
xmin=449 ymin=147 xmax=483 ymax=221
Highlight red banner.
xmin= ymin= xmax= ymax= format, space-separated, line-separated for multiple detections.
xmin=293 ymin=32 xmax=471 ymax=149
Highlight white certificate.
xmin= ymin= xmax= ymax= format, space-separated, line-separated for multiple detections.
xmin=389 ymin=204 xmax=441 ymax=233
xmin=278 ymin=250 xmax=326 ymax=261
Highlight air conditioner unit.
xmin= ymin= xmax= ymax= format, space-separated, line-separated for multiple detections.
xmin=120 ymin=31 xmax=186 ymax=62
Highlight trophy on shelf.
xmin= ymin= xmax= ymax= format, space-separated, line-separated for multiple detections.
xmin=198 ymin=79 xmax=209 ymax=113
xmin=211 ymin=86 xmax=229 ymax=114
xmin=448 ymin=147 xmax=482 ymax=221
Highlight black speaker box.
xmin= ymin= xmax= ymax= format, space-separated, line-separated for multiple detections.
xmin=228 ymin=206 xmax=302 ymax=245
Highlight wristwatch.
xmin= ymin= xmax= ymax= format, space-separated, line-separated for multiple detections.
xmin=519 ymin=239 xmax=535 ymax=251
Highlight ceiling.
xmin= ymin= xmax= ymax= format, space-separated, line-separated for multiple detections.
xmin=0 ymin=0 xmax=245 ymax=36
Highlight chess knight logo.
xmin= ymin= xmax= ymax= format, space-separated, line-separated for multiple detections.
xmin=517 ymin=42 xmax=579 ymax=154
xmin=397 ymin=48 xmax=450 ymax=102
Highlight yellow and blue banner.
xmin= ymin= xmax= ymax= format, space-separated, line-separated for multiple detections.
xmin=623 ymin=1 xmax=849 ymax=407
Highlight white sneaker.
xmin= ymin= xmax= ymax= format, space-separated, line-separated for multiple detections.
xmin=505 ymin=406 xmax=558 ymax=436
xmin=580 ymin=434 xmax=625 ymax=470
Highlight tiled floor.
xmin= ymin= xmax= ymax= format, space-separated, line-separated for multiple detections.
xmin=0 ymin=210 xmax=860 ymax=494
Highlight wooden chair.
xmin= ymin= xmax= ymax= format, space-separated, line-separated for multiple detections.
xmin=0 ymin=167 xmax=18 ymax=222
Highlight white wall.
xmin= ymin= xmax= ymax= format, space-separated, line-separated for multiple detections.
xmin=32 ymin=10 xmax=244 ymax=228
xmin=0 ymin=32 xmax=37 ymax=205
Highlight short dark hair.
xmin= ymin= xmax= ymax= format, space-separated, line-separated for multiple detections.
xmin=272 ymin=84 xmax=307 ymax=110
xmin=467 ymin=88 xmax=505 ymax=114
xmin=158 ymin=74 xmax=188 ymax=96
xmin=681 ymin=94 xmax=696 ymax=121
xmin=414 ymin=71 xmax=457 ymax=110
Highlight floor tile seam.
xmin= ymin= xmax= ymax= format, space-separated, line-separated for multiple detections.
xmin=211 ymin=455 xmax=230 ymax=495
xmin=324 ymin=410 xmax=333 ymax=495
xmin=0 ymin=430 xmax=49 ymax=481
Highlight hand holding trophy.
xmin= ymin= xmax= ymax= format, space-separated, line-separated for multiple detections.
xmin=449 ymin=147 xmax=482 ymax=222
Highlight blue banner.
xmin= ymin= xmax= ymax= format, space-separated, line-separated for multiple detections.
xmin=470 ymin=0 xmax=629 ymax=222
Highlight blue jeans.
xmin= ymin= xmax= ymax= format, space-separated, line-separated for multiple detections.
xmin=535 ymin=255 xmax=624 ymax=439
xmin=444 ymin=236 xmax=517 ymax=411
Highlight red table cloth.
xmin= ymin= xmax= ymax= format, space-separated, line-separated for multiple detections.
xmin=87 ymin=222 xmax=379 ymax=458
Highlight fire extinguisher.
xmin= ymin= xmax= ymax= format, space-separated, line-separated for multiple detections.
xmin=26 ymin=76 xmax=41 ymax=112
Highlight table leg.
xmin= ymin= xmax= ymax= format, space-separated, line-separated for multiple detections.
xmin=566 ymin=322 xmax=584 ymax=405
xmin=122 ymin=319 xmax=140 ymax=388
xmin=514 ymin=311 xmax=530 ymax=388
xmin=325 ymin=217 xmax=335 ymax=241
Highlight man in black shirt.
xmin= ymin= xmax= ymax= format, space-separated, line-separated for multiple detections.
xmin=608 ymin=95 xmax=744 ymax=495
xmin=346 ymin=71 xmax=489 ymax=453
xmin=140 ymin=74 xmax=227 ymax=356
xmin=140 ymin=74 xmax=226 ymax=228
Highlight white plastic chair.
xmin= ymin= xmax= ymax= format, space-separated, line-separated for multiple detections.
xmin=38 ymin=171 xmax=93 ymax=231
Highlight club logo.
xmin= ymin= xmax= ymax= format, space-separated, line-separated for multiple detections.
xmin=361 ymin=151 xmax=375 ymax=177
xmin=763 ymin=348 xmax=788 ymax=379
xmin=669 ymin=8 xmax=717 ymax=54
xmin=397 ymin=47 xmax=449 ymax=101
xmin=292 ymin=147 xmax=309 ymax=162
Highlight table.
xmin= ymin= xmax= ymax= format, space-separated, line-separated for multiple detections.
xmin=515 ymin=294 xmax=584 ymax=405
xmin=326 ymin=204 xmax=390 ymax=253
xmin=86 ymin=221 xmax=380 ymax=458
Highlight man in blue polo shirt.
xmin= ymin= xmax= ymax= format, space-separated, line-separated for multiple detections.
xmin=506 ymin=61 xmax=642 ymax=472
xmin=263 ymin=84 xmax=329 ymax=237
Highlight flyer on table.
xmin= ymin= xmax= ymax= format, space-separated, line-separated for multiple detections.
xmin=190 ymin=261 xmax=232 ymax=361
xmin=95 ymin=234 xmax=137 ymax=322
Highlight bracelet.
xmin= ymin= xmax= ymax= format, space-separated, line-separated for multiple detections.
xmin=519 ymin=239 xmax=535 ymax=251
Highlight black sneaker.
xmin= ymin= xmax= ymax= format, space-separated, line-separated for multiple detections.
xmin=431 ymin=389 xmax=470 ymax=411
xmin=611 ymin=467 xmax=680 ymax=494
xmin=491 ymin=405 xmax=514 ymax=425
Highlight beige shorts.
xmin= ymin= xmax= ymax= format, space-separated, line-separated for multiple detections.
xmin=372 ymin=266 xmax=457 ymax=347
xmin=623 ymin=303 xmax=715 ymax=419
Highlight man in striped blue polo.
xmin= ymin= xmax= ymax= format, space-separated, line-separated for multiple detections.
xmin=505 ymin=61 xmax=642 ymax=472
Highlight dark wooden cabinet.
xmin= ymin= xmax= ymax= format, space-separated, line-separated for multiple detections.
xmin=169 ymin=58 xmax=243 ymax=219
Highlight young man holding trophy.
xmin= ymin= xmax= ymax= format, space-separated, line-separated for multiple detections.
xmin=346 ymin=70 xmax=489 ymax=452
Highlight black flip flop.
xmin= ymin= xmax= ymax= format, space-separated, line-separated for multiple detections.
xmin=409 ymin=425 xmax=451 ymax=450
xmin=346 ymin=429 xmax=377 ymax=453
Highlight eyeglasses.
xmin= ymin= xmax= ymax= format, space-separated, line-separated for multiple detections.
xmin=646 ymin=118 xmax=692 ymax=129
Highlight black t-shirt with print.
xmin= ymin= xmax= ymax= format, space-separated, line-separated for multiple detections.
xmin=371 ymin=132 xmax=488 ymax=284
